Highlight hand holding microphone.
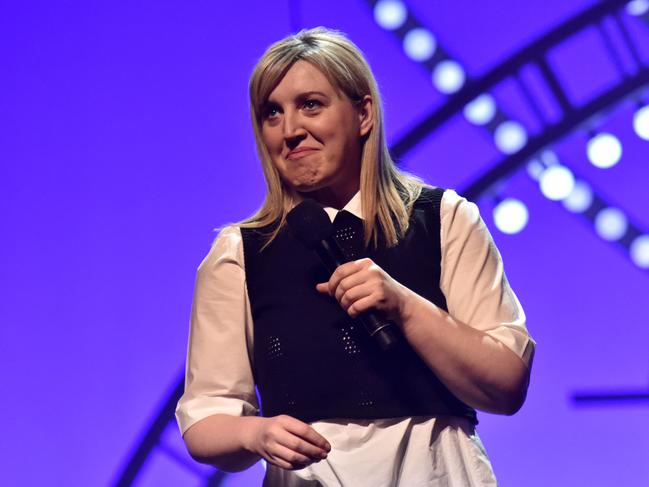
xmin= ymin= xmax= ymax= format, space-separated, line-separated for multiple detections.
xmin=286 ymin=200 xmax=403 ymax=351
xmin=314 ymin=257 xmax=408 ymax=324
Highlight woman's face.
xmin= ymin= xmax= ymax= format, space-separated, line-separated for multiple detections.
xmin=260 ymin=60 xmax=372 ymax=205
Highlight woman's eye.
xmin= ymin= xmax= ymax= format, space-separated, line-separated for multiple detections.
xmin=263 ymin=104 xmax=280 ymax=120
xmin=304 ymin=99 xmax=322 ymax=110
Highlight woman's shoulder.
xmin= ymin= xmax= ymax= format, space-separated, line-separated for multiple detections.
xmin=415 ymin=185 xmax=445 ymax=201
xmin=211 ymin=224 xmax=244 ymax=249
xmin=410 ymin=187 xmax=483 ymax=232
xmin=197 ymin=224 xmax=244 ymax=273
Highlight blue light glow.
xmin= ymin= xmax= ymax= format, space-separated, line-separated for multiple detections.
xmin=463 ymin=94 xmax=496 ymax=125
xmin=374 ymin=0 xmax=407 ymax=30
xmin=626 ymin=0 xmax=649 ymax=16
xmin=494 ymin=121 xmax=527 ymax=154
xmin=633 ymin=104 xmax=649 ymax=141
xmin=595 ymin=207 xmax=628 ymax=241
xmin=432 ymin=60 xmax=465 ymax=94
xmin=562 ymin=180 xmax=593 ymax=213
xmin=528 ymin=150 xmax=559 ymax=180
xmin=540 ymin=149 xmax=560 ymax=166
xmin=403 ymin=28 xmax=437 ymax=61
xmin=587 ymin=132 xmax=622 ymax=168
xmin=526 ymin=159 xmax=544 ymax=180
xmin=493 ymin=198 xmax=529 ymax=234
xmin=539 ymin=165 xmax=575 ymax=201
xmin=630 ymin=235 xmax=649 ymax=268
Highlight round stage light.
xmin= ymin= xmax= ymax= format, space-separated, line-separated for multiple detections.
xmin=493 ymin=198 xmax=529 ymax=234
xmin=595 ymin=207 xmax=627 ymax=241
xmin=526 ymin=159 xmax=544 ymax=181
xmin=374 ymin=0 xmax=407 ymax=30
xmin=539 ymin=165 xmax=575 ymax=201
xmin=403 ymin=28 xmax=436 ymax=61
xmin=626 ymin=0 xmax=649 ymax=16
xmin=630 ymin=235 xmax=649 ymax=269
xmin=494 ymin=121 xmax=528 ymax=154
xmin=633 ymin=104 xmax=649 ymax=141
xmin=432 ymin=60 xmax=465 ymax=94
xmin=539 ymin=149 xmax=560 ymax=166
xmin=463 ymin=94 xmax=496 ymax=125
xmin=587 ymin=133 xmax=622 ymax=168
xmin=562 ymin=180 xmax=593 ymax=213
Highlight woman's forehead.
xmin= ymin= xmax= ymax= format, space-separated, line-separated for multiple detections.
xmin=266 ymin=61 xmax=338 ymax=102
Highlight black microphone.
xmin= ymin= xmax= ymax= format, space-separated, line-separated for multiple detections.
xmin=286 ymin=200 xmax=400 ymax=351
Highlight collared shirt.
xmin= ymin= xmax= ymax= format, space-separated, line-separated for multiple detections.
xmin=176 ymin=189 xmax=535 ymax=486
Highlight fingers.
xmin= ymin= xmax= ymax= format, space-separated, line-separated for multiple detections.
xmin=346 ymin=295 xmax=377 ymax=318
xmin=315 ymin=258 xmax=406 ymax=320
xmin=281 ymin=415 xmax=331 ymax=452
xmin=335 ymin=272 xmax=370 ymax=303
xmin=338 ymin=283 xmax=387 ymax=317
xmin=269 ymin=443 xmax=318 ymax=470
xmin=261 ymin=416 xmax=331 ymax=470
xmin=316 ymin=259 xmax=372 ymax=296
xmin=315 ymin=282 xmax=329 ymax=293
xmin=274 ymin=436 xmax=326 ymax=463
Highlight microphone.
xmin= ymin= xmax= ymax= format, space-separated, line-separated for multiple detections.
xmin=286 ymin=200 xmax=400 ymax=351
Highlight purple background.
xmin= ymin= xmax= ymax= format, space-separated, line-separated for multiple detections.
xmin=2 ymin=1 xmax=648 ymax=485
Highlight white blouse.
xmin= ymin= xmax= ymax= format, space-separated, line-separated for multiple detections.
xmin=176 ymin=189 xmax=535 ymax=486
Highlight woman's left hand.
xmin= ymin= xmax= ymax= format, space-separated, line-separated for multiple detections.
xmin=315 ymin=258 xmax=412 ymax=322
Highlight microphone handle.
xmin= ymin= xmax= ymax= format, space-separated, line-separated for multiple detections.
xmin=358 ymin=312 xmax=400 ymax=351
xmin=315 ymin=238 xmax=400 ymax=351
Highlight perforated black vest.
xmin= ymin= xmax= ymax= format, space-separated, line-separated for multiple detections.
xmin=241 ymin=187 xmax=477 ymax=424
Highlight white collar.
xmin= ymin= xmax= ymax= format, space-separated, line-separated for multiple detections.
xmin=323 ymin=191 xmax=363 ymax=223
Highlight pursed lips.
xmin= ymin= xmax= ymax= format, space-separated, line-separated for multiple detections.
xmin=286 ymin=147 xmax=319 ymax=160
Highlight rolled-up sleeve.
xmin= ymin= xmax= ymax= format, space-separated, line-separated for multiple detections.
xmin=440 ymin=190 xmax=535 ymax=367
xmin=175 ymin=225 xmax=259 ymax=436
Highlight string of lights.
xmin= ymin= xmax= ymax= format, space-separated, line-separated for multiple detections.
xmin=368 ymin=0 xmax=649 ymax=270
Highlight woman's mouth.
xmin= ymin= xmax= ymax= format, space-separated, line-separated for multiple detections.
xmin=287 ymin=148 xmax=319 ymax=160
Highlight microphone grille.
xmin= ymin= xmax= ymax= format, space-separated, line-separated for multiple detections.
xmin=286 ymin=200 xmax=333 ymax=249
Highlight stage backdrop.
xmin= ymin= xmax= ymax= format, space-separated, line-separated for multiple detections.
xmin=2 ymin=1 xmax=648 ymax=485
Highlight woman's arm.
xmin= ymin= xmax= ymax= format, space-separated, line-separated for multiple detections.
xmin=316 ymin=190 xmax=534 ymax=415
xmin=397 ymin=289 xmax=529 ymax=415
xmin=183 ymin=414 xmax=331 ymax=472
xmin=183 ymin=415 xmax=262 ymax=471
xmin=177 ymin=226 xmax=330 ymax=472
xmin=317 ymin=260 xmax=528 ymax=414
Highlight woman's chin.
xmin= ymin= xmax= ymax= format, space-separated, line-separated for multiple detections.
xmin=289 ymin=177 xmax=327 ymax=193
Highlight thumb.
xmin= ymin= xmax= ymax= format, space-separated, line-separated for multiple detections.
xmin=315 ymin=282 xmax=330 ymax=294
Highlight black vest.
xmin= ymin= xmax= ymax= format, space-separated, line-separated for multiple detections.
xmin=241 ymin=187 xmax=477 ymax=424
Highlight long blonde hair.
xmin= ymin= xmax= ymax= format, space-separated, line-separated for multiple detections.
xmin=241 ymin=27 xmax=424 ymax=248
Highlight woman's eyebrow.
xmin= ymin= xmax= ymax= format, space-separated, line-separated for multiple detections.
xmin=294 ymin=91 xmax=331 ymax=105
xmin=297 ymin=90 xmax=328 ymax=98
xmin=267 ymin=91 xmax=330 ymax=105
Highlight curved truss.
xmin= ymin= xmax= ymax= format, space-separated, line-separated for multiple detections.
xmin=460 ymin=69 xmax=649 ymax=200
xmin=386 ymin=0 xmax=648 ymax=199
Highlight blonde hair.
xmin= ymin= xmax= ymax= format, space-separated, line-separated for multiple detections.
xmin=241 ymin=27 xmax=424 ymax=248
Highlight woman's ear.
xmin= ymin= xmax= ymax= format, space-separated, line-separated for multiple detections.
xmin=358 ymin=95 xmax=374 ymax=137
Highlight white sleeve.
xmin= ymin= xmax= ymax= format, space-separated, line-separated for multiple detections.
xmin=175 ymin=225 xmax=259 ymax=436
xmin=440 ymin=190 xmax=535 ymax=367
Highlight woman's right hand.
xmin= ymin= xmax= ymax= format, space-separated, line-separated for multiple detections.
xmin=242 ymin=415 xmax=331 ymax=470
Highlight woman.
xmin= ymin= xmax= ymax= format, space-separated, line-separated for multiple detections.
xmin=176 ymin=27 xmax=535 ymax=486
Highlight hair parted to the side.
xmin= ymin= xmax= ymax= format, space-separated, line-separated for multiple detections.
xmin=240 ymin=27 xmax=426 ymax=248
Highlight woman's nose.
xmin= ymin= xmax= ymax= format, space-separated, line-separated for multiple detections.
xmin=282 ymin=111 xmax=307 ymax=141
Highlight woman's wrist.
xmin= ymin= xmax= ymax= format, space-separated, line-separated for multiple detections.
xmin=239 ymin=416 xmax=263 ymax=454
xmin=396 ymin=284 xmax=424 ymax=328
